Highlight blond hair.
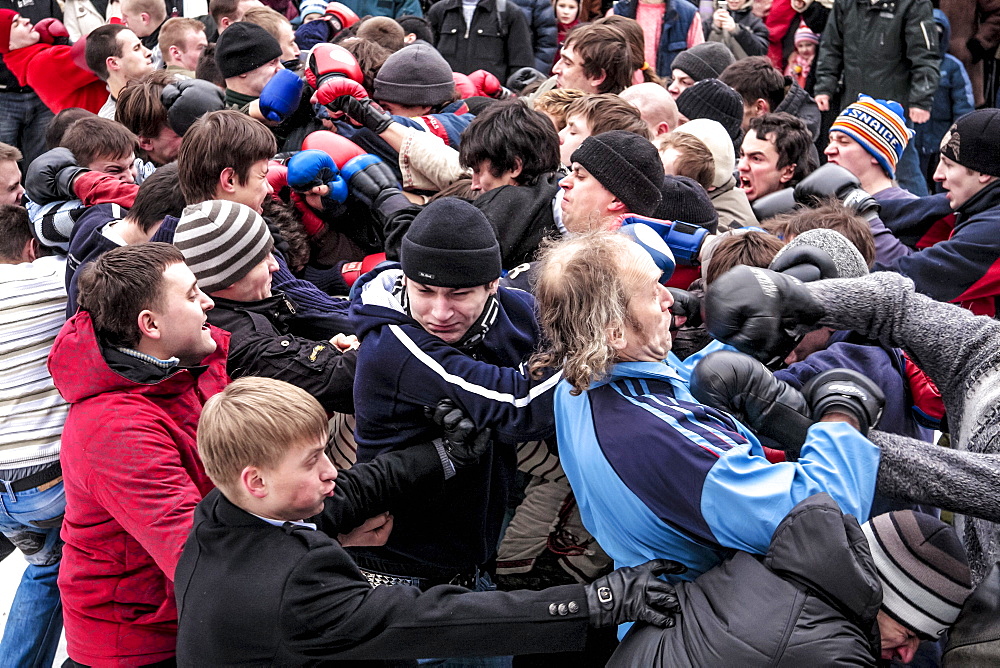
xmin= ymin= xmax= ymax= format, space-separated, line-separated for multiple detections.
xmin=530 ymin=232 xmax=639 ymax=395
xmin=241 ymin=6 xmax=292 ymax=42
xmin=533 ymin=88 xmax=586 ymax=130
xmin=656 ymin=131 xmax=715 ymax=191
xmin=158 ymin=17 xmax=206 ymax=56
xmin=198 ymin=377 xmax=329 ymax=494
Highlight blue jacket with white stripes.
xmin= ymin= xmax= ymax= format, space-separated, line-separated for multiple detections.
xmin=348 ymin=264 xmax=560 ymax=572
xmin=555 ymin=359 xmax=880 ymax=587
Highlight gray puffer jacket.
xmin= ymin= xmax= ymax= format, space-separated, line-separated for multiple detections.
xmin=608 ymin=493 xmax=881 ymax=667
xmin=807 ymin=271 xmax=1000 ymax=584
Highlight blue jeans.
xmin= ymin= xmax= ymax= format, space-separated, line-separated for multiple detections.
xmin=896 ymin=118 xmax=929 ymax=197
xmin=0 ymin=477 xmax=65 ymax=668
xmin=0 ymin=90 xmax=55 ymax=167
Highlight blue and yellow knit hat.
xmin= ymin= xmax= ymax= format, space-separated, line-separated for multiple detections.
xmin=830 ymin=95 xmax=913 ymax=179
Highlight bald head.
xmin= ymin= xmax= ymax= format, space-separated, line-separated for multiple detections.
xmin=620 ymin=83 xmax=679 ymax=138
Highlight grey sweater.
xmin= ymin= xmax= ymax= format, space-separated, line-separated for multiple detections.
xmin=808 ymin=271 xmax=1000 ymax=583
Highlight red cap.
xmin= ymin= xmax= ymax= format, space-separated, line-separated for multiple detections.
xmin=0 ymin=9 xmax=18 ymax=55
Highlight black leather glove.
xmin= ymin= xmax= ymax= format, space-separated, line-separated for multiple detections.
xmin=704 ymin=266 xmax=826 ymax=366
xmin=425 ymin=399 xmax=491 ymax=469
xmin=25 ymin=147 xmax=88 ymax=204
xmin=793 ymin=163 xmax=860 ymax=207
xmin=667 ymin=288 xmax=702 ymax=329
xmin=585 ymin=559 xmax=686 ymax=629
xmin=161 ymin=78 xmax=226 ymax=136
xmin=690 ymin=350 xmax=813 ymax=451
xmin=802 ymin=369 xmax=885 ymax=436
xmin=750 ymin=187 xmax=796 ymax=222
xmin=332 ymin=95 xmax=394 ymax=135
xmin=968 ymin=36 xmax=989 ymax=63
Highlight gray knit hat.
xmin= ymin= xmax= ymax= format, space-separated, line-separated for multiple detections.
xmin=571 ymin=131 xmax=663 ymax=217
xmin=863 ymin=511 xmax=972 ymax=640
xmin=174 ymin=200 xmax=274 ymax=293
xmin=671 ymin=43 xmax=735 ymax=82
xmin=373 ymin=44 xmax=456 ymax=106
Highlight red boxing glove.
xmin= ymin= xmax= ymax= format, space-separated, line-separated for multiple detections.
xmin=467 ymin=69 xmax=511 ymax=99
xmin=35 ymin=18 xmax=69 ymax=44
xmin=301 ymin=131 xmax=367 ymax=167
xmin=70 ymin=34 xmax=89 ymax=71
xmin=266 ymin=160 xmax=288 ymax=194
xmin=311 ymin=75 xmax=368 ymax=108
xmin=341 ymin=252 xmax=386 ymax=287
xmin=326 ymin=2 xmax=360 ymax=30
xmin=453 ymin=72 xmax=476 ymax=99
xmin=305 ymin=43 xmax=364 ymax=89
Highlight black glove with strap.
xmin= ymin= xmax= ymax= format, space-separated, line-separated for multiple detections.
xmin=25 ymin=148 xmax=88 ymax=204
xmin=704 ymin=266 xmax=826 ymax=366
xmin=425 ymin=399 xmax=491 ymax=470
xmin=690 ymin=350 xmax=813 ymax=451
xmin=802 ymin=369 xmax=885 ymax=436
xmin=585 ymin=559 xmax=686 ymax=629
xmin=793 ymin=163 xmax=860 ymax=206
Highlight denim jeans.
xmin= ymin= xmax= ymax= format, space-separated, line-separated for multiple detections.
xmin=0 ymin=478 xmax=65 ymax=668
xmin=895 ymin=118 xmax=929 ymax=197
xmin=0 ymin=90 xmax=55 ymax=167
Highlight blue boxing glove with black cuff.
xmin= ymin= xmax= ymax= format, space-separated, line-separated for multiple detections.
xmin=286 ymin=150 xmax=348 ymax=204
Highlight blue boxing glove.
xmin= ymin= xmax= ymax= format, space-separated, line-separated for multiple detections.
xmin=618 ymin=215 xmax=707 ymax=266
xmin=338 ymin=153 xmax=400 ymax=209
xmin=287 ymin=150 xmax=348 ymax=204
xmin=259 ymin=69 xmax=305 ymax=124
xmin=619 ymin=222 xmax=676 ymax=284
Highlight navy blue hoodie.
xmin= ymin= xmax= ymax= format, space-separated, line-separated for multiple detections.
xmin=348 ymin=265 xmax=559 ymax=571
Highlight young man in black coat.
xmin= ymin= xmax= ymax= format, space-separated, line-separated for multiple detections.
xmin=175 ymin=377 xmax=682 ymax=665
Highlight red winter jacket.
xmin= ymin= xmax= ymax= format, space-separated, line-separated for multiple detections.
xmin=49 ymin=312 xmax=230 ymax=666
xmin=3 ymin=43 xmax=107 ymax=114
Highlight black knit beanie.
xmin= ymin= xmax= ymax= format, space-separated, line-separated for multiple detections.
xmin=215 ymin=22 xmax=282 ymax=79
xmin=571 ymin=131 xmax=663 ymax=217
xmin=373 ymin=44 xmax=456 ymax=106
xmin=657 ymin=175 xmax=719 ymax=233
xmin=677 ymin=79 xmax=745 ymax=145
xmin=940 ymin=108 xmax=1000 ymax=178
xmin=671 ymin=43 xmax=735 ymax=82
xmin=400 ymin=197 xmax=502 ymax=288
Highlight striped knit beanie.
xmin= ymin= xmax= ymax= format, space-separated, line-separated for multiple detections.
xmin=174 ymin=200 xmax=273 ymax=294
xmin=862 ymin=511 xmax=972 ymax=640
xmin=830 ymin=95 xmax=913 ymax=180
xmin=794 ymin=23 xmax=819 ymax=45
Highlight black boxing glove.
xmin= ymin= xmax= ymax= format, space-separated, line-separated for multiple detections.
xmin=506 ymin=66 xmax=547 ymax=93
xmin=769 ymin=244 xmax=839 ymax=283
xmin=704 ymin=266 xmax=826 ymax=366
xmin=841 ymin=188 xmax=881 ymax=221
xmin=751 ymin=187 xmax=797 ymax=222
xmin=690 ymin=350 xmax=813 ymax=451
xmin=667 ymin=287 xmax=702 ymax=329
xmin=793 ymin=163 xmax=860 ymax=207
xmin=161 ymin=78 xmax=227 ymax=137
xmin=802 ymin=369 xmax=885 ymax=436
xmin=25 ymin=148 xmax=87 ymax=204
xmin=585 ymin=559 xmax=686 ymax=629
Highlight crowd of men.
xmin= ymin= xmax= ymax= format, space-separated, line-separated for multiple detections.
xmin=1 ymin=0 xmax=999 ymax=665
